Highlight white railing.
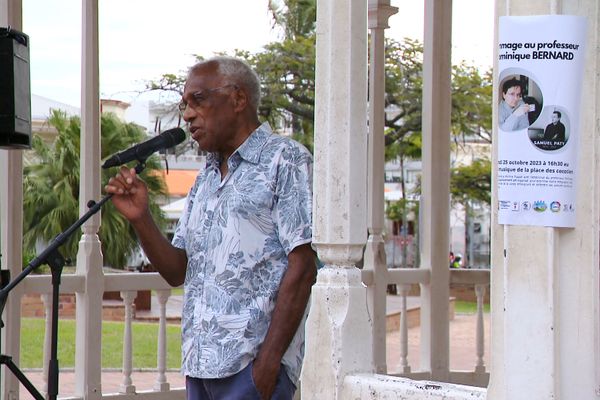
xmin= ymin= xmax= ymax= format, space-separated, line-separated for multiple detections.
xmin=362 ymin=267 xmax=490 ymax=388
xmin=13 ymin=271 xmax=185 ymax=400
xmin=11 ymin=266 xmax=489 ymax=398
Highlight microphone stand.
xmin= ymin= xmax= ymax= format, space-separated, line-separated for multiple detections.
xmin=0 ymin=161 xmax=146 ymax=400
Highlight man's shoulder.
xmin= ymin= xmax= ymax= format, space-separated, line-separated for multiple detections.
xmin=264 ymin=133 xmax=312 ymax=160
xmin=273 ymin=134 xmax=310 ymax=150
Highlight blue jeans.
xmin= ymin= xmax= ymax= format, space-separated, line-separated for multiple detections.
xmin=186 ymin=362 xmax=296 ymax=400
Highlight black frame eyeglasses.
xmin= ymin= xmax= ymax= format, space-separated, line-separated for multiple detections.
xmin=178 ymin=84 xmax=238 ymax=112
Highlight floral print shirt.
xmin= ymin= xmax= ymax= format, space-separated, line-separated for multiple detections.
xmin=172 ymin=122 xmax=313 ymax=385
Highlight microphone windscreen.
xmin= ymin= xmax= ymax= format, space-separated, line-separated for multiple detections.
xmin=162 ymin=127 xmax=186 ymax=146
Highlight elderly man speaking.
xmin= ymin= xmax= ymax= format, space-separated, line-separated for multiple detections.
xmin=106 ymin=56 xmax=316 ymax=400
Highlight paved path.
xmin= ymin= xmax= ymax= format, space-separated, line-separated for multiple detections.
xmin=134 ymin=293 xmax=184 ymax=322
xmin=386 ymin=313 xmax=491 ymax=373
xmin=18 ymin=296 xmax=490 ymax=398
xmin=17 ymin=371 xmax=185 ymax=399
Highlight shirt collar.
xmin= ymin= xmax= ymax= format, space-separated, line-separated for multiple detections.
xmin=206 ymin=152 xmax=220 ymax=169
xmin=236 ymin=122 xmax=272 ymax=164
xmin=205 ymin=122 xmax=272 ymax=168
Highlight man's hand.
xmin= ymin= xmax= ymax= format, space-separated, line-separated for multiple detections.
xmin=105 ymin=166 xmax=150 ymax=223
xmin=105 ymin=165 xmax=187 ymax=287
xmin=514 ymin=104 xmax=531 ymax=117
xmin=252 ymin=357 xmax=280 ymax=400
xmin=251 ymin=244 xmax=316 ymax=399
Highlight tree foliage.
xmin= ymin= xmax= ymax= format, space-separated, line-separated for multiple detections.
xmin=451 ymin=64 xmax=493 ymax=143
xmin=385 ymin=198 xmax=419 ymax=223
xmin=384 ymin=39 xmax=493 ymax=146
xmin=383 ymin=38 xmax=424 ymax=147
xmin=382 ymin=38 xmax=492 ymax=207
xmin=145 ymin=73 xmax=186 ymax=97
xmin=450 ymin=158 xmax=492 ymax=206
xmin=268 ymin=0 xmax=316 ymax=40
xmin=23 ymin=111 xmax=167 ymax=269
xmin=237 ymin=35 xmax=316 ymax=150
xmin=144 ymin=0 xmax=492 ymax=207
xmin=146 ymin=6 xmax=491 ymax=152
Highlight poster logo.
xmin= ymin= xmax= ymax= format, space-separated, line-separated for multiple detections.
xmin=522 ymin=201 xmax=531 ymax=211
xmin=550 ymin=201 xmax=561 ymax=212
xmin=533 ymin=201 xmax=547 ymax=212
xmin=499 ymin=200 xmax=512 ymax=210
xmin=511 ymin=201 xmax=520 ymax=211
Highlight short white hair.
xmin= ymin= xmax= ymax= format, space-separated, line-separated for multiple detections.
xmin=190 ymin=56 xmax=261 ymax=110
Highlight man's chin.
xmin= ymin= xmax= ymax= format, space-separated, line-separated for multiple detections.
xmin=195 ymin=139 xmax=216 ymax=153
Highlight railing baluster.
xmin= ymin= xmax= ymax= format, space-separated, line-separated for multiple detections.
xmin=398 ymin=284 xmax=411 ymax=373
xmin=474 ymin=284 xmax=486 ymax=373
xmin=154 ymin=289 xmax=171 ymax=391
xmin=120 ymin=290 xmax=137 ymax=394
xmin=41 ymin=293 xmax=52 ymax=396
xmin=20 ymin=273 xmax=188 ymax=398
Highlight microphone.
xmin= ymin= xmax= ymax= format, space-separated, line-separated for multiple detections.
xmin=102 ymin=127 xmax=186 ymax=169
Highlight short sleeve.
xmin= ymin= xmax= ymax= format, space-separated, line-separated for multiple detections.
xmin=171 ymin=175 xmax=201 ymax=250
xmin=273 ymin=144 xmax=313 ymax=255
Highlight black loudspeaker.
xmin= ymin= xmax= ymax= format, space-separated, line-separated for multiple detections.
xmin=0 ymin=27 xmax=31 ymax=149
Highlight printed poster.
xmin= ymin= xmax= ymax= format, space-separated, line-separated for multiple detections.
xmin=497 ymin=15 xmax=587 ymax=227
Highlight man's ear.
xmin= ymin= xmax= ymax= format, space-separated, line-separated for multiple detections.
xmin=232 ymin=87 xmax=248 ymax=113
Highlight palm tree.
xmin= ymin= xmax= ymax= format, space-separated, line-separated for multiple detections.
xmin=23 ymin=110 xmax=167 ymax=269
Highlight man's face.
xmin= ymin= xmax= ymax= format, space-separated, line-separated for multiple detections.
xmin=551 ymin=113 xmax=560 ymax=124
xmin=502 ymin=85 xmax=522 ymax=108
xmin=181 ymin=65 xmax=238 ymax=154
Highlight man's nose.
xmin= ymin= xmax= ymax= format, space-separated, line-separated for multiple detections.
xmin=182 ymin=105 xmax=196 ymax=122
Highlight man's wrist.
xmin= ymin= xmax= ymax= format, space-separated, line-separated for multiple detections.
xmin=255 ymin=350 xmax=282 ymax=372
xmin=130 ymin=208 xmax=153 ymax=227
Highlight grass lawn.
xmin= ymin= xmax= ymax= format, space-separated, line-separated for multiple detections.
xmin=20 ymin=318 xmax=181 ymax=369
xmin=454 ymin=300 xmax=490 ymax=314
xmin=19 ymin=300 xmax=485 ymax=369
xmin=160 ymin=288 xmax=183 ymax=296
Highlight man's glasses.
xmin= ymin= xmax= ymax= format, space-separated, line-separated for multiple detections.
xmin=178 ymin=84 xmax=238 ymax=112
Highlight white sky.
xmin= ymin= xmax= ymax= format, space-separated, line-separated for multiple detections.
xmin=22 ymin=0 xmax=494 ymax=107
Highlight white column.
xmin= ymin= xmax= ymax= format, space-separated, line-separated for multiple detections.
xmin=302 ymin=0 xmax=370 ymax=398
xmin=74 ymin=1 xmax=103 ymax=398
xmin=0 ymin=2 xmax=24 ymax=398
xmin=489 ymin=1 xmax=600 ymax=399
xmin=364 ymin=0 xmax=397 ymax=375
xmin=79 ymin=4 xmax=101 ymax=217
xmin=419 ymin=0 xmax=452 ymax=382
xmin=0 ymin=153 xmax=23 ymax=400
